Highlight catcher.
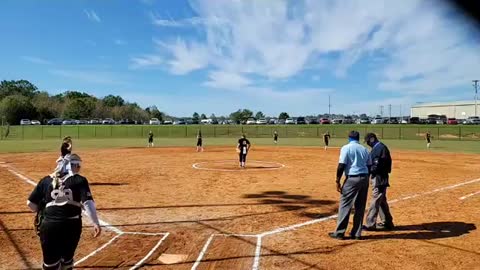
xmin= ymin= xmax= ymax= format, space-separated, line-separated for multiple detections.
xmin=27 ymin=154 xmax=101 ymax=270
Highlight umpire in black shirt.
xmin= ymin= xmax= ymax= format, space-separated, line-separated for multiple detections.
xmin=363 ymin=133 xmax=394 ymax=231
xmin=27 ymin=154 xmax=101 ymax=270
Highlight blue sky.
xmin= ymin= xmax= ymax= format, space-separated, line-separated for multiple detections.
xmin=1 ymin=0 xmax=480 ymax=117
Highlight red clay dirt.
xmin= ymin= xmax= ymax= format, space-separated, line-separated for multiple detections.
xmin=0 ymin=146 xmax=479 ymax=270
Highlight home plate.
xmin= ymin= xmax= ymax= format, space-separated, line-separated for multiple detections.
xmin=158 ymin=253 xmax=188 ymax=264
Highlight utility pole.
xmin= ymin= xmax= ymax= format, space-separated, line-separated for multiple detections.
xmin=400 ymin=105 xmax=402 ymax=121
xmin=474 ymin=80 xmax=479 ymax=117
xmin=328 ymin=95 xmax=331 ymax=116
xmin=388 ymin=104 xmax=392 ymax=118
xmin=380 ymin=105 xmax=384 ymax=117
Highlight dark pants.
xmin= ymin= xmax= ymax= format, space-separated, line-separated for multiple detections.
xmin=40 ymin=219 xmax=82 ymax=270
xmin=366 ymin=184 xmax=393 ymax=227
xmin=334 ymin=175 xmax=369 ymax=237
xmin=197 ymin=139 xmax=202 ymax=146
xmin=239 ymin=153 xmax=247 ymax=163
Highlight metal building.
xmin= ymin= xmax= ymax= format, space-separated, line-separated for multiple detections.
xmin=410 ymin=100 xmax=479 ymax=119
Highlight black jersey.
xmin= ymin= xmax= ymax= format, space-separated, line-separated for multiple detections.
xmin=274 ymin=133 xmax=278 ymax=140
xmin=149 ymin=133 xmax=154 ymax=140
xmin=238 ymin=138 xmax=251 ymax=154
xmin=28 ymin=175 xmax=93 ymax=221
xmin=323 ymin=134 xmax=331 ymax=141
xmin=60 ymin=142 xmax=71 ymax=157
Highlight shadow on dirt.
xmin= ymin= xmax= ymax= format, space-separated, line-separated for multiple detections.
xmin=363 ymin=221 xmax=476 ymax=240
xmin=89 ymin=182 xmax=128 ymax=186
xmin=242 ymin=191 xmax=337 ymax=219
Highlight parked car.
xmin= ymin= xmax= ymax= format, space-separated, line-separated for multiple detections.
xmin=163 ymin=120 xmax=173 ymax=125
xmin=465 ymin=116 xmax=480 ymax=125
xmin=89 ymin=119 xmax=101 ymax=124
xmin=308 ymin=118 xmax=319 ymax=124
xmin=332 ymin=119 xmax=343 ymax=124
xmin=400 ymin=119 xmax=409 ymax=124
xmin=62 ymin=119 xmax=75 ymax=125
xmin=102 ymin=118 xmax=115 ymax=125
xmin=426 ymin=118 xmax=437 ymax=125
xmin=387 ymin=117 xmax=399 ymax=124
xmin=31 ymin=120 xmax=41 ymax=125
xmin=47 ymin=118 xmax=63 ymax=125
xmin=75 ymin=119 xmax=88 ymax=125
xmin=285 ymin=118 xmax=295 ymax=125
xmin=20 ymin=119 xmax=31 ymax=125
xmin=256 ymin=118 xmax=267 ymax=125
xmin=343 ymin=116 xmax=354 ymax=124
xmin=409 ymin=117 xmax=420 ymax=124
xmin=447 ymin=118 xmax=458 ymax=125
xmin=278 ymin=119 xmax=286 ymax=125
xmin=246 ymin=118 xmax=256 ymax=125
xmin=320 ymin=118 xmax=331 ymax=124
xmin=357 ymin=118 xmax=371 ymax=124
xmin=436 ymin=119 xmax=445 ymax=125
xmin=295 ymin=117 xmax=306 ymax=125
xmin=149 ymin=118 xmax=161 ymax=125
xmin=173 ymin=119 xmax=186 ymax=125
xmin=371 ymin=117 xmax=384 ymax=124
xmin=268 ymin=118 xmax=277 ymax=125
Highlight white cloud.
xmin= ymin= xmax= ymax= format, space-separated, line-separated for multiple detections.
xmin=21 ymin=56 xmax=51 ymax=65
xmin=140 ymin=0 xmax=480 ymax=106
xmin=49 ymin=69 xmax=125 ymax=85
xmin=204 ymin=71 xmax=251 ymax=89
xmin=129 ymin=55 xmax=163 ymax=70
xmin=84 ymin=9 xmax=101 ymax=23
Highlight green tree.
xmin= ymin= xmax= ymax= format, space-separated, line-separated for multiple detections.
xmin=32 ymin=92 xmax=62 ymax=122
xmin=0 ymin=95 xmax=37 ymax=124
xmin=148 ymin=106 xmax=164 ymax=121
xmin=0 ymin=80 xmax=39 ymax=100
xmin=255 ymin=111 xmax=265 ymax=119
xmin=103 ymin=95 xmax=125 ymax=107
xmin=192 ymin=112 xmax=200 ymax=124
xmin=200 ymin=113 xmax=207 ymax=120
xmin=63 ymin=98 xmax=95 ymax=119
xmin=229 ymin=109 xmax=253 ymax=123
xmin=63 ymin=91 xmax=93 ymax=100
xmin=278 ymin=112 xmax=290 ymax=120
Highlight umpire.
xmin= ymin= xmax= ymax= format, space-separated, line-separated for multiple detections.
xmin=329 ymin=131 xmax=370 ymax=240
xmin=363 ymin=133 xmax=394 ymax=231
xmin=27 ymin=154 xmax=101 ymax=270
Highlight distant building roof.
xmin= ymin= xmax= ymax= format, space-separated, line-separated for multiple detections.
xmin=411 ymin=100 xmax=477 ymax=108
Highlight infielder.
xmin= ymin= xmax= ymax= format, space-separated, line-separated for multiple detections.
xmin=27 ymin=154 xmax=101 ymax=270
xmin=273 ymin=131 xmax=278 ymax=144
xmin=148 ymin=131 xmax=154 ymax=147
xmin=425 ymin=131 xmax=432 ymax=149
xmin=237 ymin=134 xmax=251 ymax=168
xmin=323 ymin=131 xmax=331 ymax=150
xmin=363 ymin=133 xmax=394 ymax=231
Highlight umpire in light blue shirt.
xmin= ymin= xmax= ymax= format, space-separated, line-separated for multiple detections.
xmin=329 ymin=131 xmax=371 ymax=240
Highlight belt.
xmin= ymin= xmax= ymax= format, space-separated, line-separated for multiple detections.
xmin=348 ymin=174 xmax=368 ymax=177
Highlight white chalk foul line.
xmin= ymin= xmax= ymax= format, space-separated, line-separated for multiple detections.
xmin=75 ymin=233 xmax=123 ymax=266
xmin=191 ymin=234 xmax=216 ymax=270
xmin=130 ymin=232 xmax=170 ymax=270
xmin=459 ymin=190 xmax=480 ymax=200
xmin=252 ymin=236 xmax=262 ymax=270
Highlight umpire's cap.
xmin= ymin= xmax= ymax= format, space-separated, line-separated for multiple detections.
xmin=348 ymin=130 xmax=360 ymax=141
xmin=364 ymin=132 xmax=378 ymax=142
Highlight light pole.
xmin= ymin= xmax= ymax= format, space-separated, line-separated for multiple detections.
xmin=473 ymin=80 xmax=479 ymax=117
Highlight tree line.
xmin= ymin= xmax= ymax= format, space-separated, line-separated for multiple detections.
xmin=0 ymin=79 xmax=344 ymax=125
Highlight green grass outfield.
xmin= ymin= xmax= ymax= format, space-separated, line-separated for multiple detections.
xmin=1 ymin=137 xmax=479 ymax=154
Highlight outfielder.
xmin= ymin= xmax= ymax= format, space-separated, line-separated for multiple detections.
xmin=196 ymin=130 xmax=203 ymax=152
xmin=237 ymin=134 xmax=251 ymax=168
xmin=273 ymin=131 xmax=278 ymax=144
xmin=425 ymin=131 xmax=432 ymax=148
xmin=323 ymin=131 xmax=331 ymax=150
xmin=27 ymin=154 xmax=101 ymax=270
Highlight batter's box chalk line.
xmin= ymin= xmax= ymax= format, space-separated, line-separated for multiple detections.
xmin=192 ymin=160 xmax=286 ymax=172
xmin=3 ymin=164 xmax=170 ymax=270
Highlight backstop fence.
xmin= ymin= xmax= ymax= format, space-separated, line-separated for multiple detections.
xmin=1 ymin=125 xmax=480 ymax=141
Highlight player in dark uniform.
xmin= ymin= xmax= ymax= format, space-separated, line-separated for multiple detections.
xmin=237 ymin=135 xmax=251 ymax=168
xmin=27 ymin=154 xmax=101 ymax=270
xmin=148 ymin=131 xmax=154 ymax=147
xmin=273 ymin=131 xmax=278 ymax=144
xmin=323 ymin=131 xmax=331 ymax=150
xmin=54 ymin=137 xmax=73 ymax=176
xmin=425 ymin=131 xmax=432 ymax=149
xmin=196 ymin=130 xmax=203 ymax=152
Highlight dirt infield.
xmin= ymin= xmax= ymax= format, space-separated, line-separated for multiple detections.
xmin=0 ymin=146 xmax=479 ymax=270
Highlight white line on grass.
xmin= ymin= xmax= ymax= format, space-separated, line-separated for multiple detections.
xmin=459 ymin=190 xmax=480 ymax=200
xmin=130 ymin=232 xmax=170 ymax=270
